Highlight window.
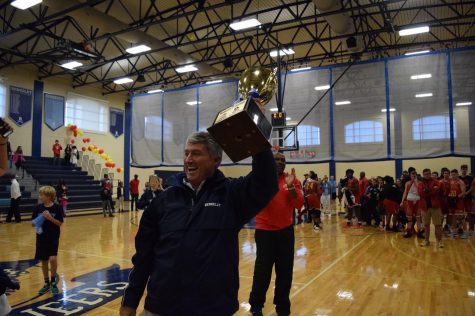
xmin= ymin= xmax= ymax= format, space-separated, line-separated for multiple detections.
xmin=65 ymin=93 xmax=108 ymax=133
xmin=345 ymin=120 xmax=384 ymax=144
xmin=296 ymin=125 xmax=320 ymax=146
xmin=412 ymin=115 xmax=456 ymax=141
xmin=144 ymin=116 xmax=171 ymax=141
xmin=0 ymin=83 xmax=6 ymax=117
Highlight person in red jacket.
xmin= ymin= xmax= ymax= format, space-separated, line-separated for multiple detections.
xmin=305 ymin=171 xmax=323 ymax=230
xmin=418 ymin=169 xmax=443 ymax=248
xmin=51 ymin=140 xmax=62 ymax=165
xmin=249 ymin=152 xmax=304 ymax=316
xmin=400 ymin=170 xmax=423 ymax=239
xmin=447 ymin=169 xmax=466 ymax=237
xmin=129 ymin=174 xmax=140 ymax=211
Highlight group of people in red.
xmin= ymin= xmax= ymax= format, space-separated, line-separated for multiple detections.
xmin=300 ymin=164 xmax=475 ymax=248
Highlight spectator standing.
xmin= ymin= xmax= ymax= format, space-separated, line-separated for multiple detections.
xmin=64 ymin=144 xmax=72 ymax=166
xmin=12 ymin=146 xmax=25 ymax=178
xmin=129 ymin=174 xmax=140 ymax=211
xmin=70 ymin=146 xmax=79 ymax=166
xmin=249 ymin=153 xmax=303 ymax=316
xmin=6 ymin=174 xmax=21 ymax=223
xmin=117 ymin=181 xmax=124 ymax=212
xmin=52 ymin=140 xmax=62 ymax=165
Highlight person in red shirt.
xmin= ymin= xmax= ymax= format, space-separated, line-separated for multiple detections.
xmin=249 ymin=152 xmax=304 ymax=316
xmin=469 ymin=178 xmax=475 ymax=236
xmin=359 ymin=171 xmax=369 ymax=201
xmin=400 ymin=170 xmax=423 ymax=239
xmin=129 ymin=174 xmax=140 ymax=211
xmin=52 ymin=140 xmax=62 ymax=166
xmin=447 ymin=169 xmax=466 ymax=237
xmin=439 ymin=169 xmax=451 ymax=233
xmin=418 ymin=169 xmax=443 ymax=248
xmin=341 ymin=169 xmax=360 ymax=226
xmin=305 ymin=171 xmax=323 ymax=230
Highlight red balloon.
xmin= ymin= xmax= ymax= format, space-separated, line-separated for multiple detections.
xmin=73 ymin=131 xmax=78 ymax=137
xmin=111 ymin=163 xmax=115 ymax=168
xmin=87 ymin=138 xmax=91 ymax=143
xmin=98 ymin=149 xmax=104 ymax=154
xmin=83 ymin=138 xmax=87 ymax=143
xmin=81 ymin=147 xmax=86 ymax=151
xmin=70 ymin=139 xmax=75 ymax=144
xmin=116 ymin=167 xmax=121 ymax=173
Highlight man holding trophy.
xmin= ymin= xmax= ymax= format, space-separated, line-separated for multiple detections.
xmin=121 ymin=67 xmax=284 ymax=316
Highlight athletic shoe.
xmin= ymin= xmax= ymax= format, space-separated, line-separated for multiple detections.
xmin=417 ymin=231 xmax=425 ymax=239
xmin=461 ymin=232 xmax=469 ymax=239
xmin=420 ymin=240 xmax=430 ymax=247
xmin=437 ymin=241 xmax=444 ymax=248
xmin=443 ymin=224 xmax=450 ymax=232
xmin=38 ymin=282 xmax=50 ymax=295
xmin=346 ymin=221 xmax=351 ymax=228
xmin=313 ymin=224 xmax=320 ymax=231
xmin=51 ymin=282 xmax=60 ymax=295
xmin=403 ymin=232 xmax=412 ymax=238
xmin=457 ymin=227 xmax=464 ymax=235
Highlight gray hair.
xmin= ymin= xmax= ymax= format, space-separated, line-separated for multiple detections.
xmin=186 ymin=131 xmax=223 ymax=161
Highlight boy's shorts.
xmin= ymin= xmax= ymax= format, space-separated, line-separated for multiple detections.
xmin=35 ymin=237 xmax=59 ymax=260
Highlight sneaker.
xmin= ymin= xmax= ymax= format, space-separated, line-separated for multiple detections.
xmin=420 ymin=240 xmax=430 ymax=247
xmin=461 ymin=232 xmax=469 ymax=239
xmin=346 ymin=221 xmax=351 ymax=227
xmin=443 ymin=224 xmax=449 ymax=232
xmin=109 ymin=214 xmax=114 ymax=217
xmin=38 ymin=282 xmax=50 ymax=295
xmin=437 ymin=241 xmax=444 ymax=248
xmin=403 ymin=232 xmax=412 ymax=238
xmin=417 ymin=231 xmax=425 ymax=239
xmin=457 ymin=227 xmax=464 ymax=235
xmin=51 ymin=282 xmax=59 ymax=295
xmin=313 ymin=224 xmax=320 ymax=231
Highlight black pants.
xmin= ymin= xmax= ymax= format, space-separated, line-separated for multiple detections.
xmin=130 ymin=193 xmax=139 ymax=211
xmin=249 ymin=225 xmax=294 ymax=314
xmin=7 ymin=197 xmax=21 ymax=222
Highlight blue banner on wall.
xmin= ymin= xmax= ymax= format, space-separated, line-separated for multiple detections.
xmin=9 ymin=86 xmax=32 ymax=126
xmin=110 ymin=107 xmax=124 ymax=138
xmin=44 ymin=93 xmax=65 ymax=131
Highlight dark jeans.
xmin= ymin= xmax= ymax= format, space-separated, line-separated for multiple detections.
xmin=249 ymin=225 xmax=294 ymax=314
xmin=130 ymin=193 xmax=139 ymax=211
xmin=7 ymin=197 xmax=21 ymax=222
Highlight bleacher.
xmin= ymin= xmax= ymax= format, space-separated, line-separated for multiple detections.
xmin=20 ymin=156 xmax=104 ymax=216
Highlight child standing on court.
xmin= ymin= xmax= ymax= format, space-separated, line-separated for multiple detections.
xmin=32 ymin=186 xmax=64 ymax=295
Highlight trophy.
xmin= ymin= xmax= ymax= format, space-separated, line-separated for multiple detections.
xmin=207 ymin=66 xmax=277 ymax=162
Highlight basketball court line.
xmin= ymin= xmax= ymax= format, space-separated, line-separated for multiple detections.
xmin=263 ymin=234 xmax=370 ymax=316
xmin=390 ymin=236 xmax=475 ymax=280
xmin=0 ymin=239 xmax=130 ymax=263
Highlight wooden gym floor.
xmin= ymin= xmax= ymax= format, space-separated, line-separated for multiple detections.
xmin=1 ymin=209 xmax=475 ymax=315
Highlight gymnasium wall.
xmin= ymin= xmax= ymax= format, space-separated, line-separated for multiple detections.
xmin=0 ymin=65 xmax=126 ymax=183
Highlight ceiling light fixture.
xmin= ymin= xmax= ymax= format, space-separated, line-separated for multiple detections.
xmin=126 ymin=45 xmax=151 ymax=54
xmin=230 ymin=18 xmax=261 ymax=31
xmin=270 ymin=48 xmax=295 ymax=57
xmin=314 ymin=85 xmax=330 ymax=91
xmin=335 ymin=100 xmax=351 ymax=105
xmin=290 ymin=67 xmax=311 ymax=72
xmin=206 ymin=80 xmax=223 ymax=84
xmin=11 ymin=0 xmax=42 ymax=10
xmin=176 ymin=65 xmax=198 ymax=73
xmin=147 ymin=89 xmax=163 ymax=94
xmin=405 ymin=50 xmax=430 ymax=56
xmin=381 ymin=108 xmax=396 ymax=112
xmin=186 ymin=101 xmax=202 ymax=106
xmin=415 ymin=93 xmax=433 ymax=98
xmin=399 ymin=26 xmax=430 ymax=36
xmin=456 ymin=102 xmax=472 ymax=106
xmin=113 ymin=77 xmax=133 ymax=85
xmin=60 ymin=61 xmax=83 ymax=70
xmin=410 ymin=73 xmax=432 ymax=80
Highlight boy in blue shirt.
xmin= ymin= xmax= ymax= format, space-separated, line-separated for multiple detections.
xmin=32 ymin=186 xmax=64 ymax=295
